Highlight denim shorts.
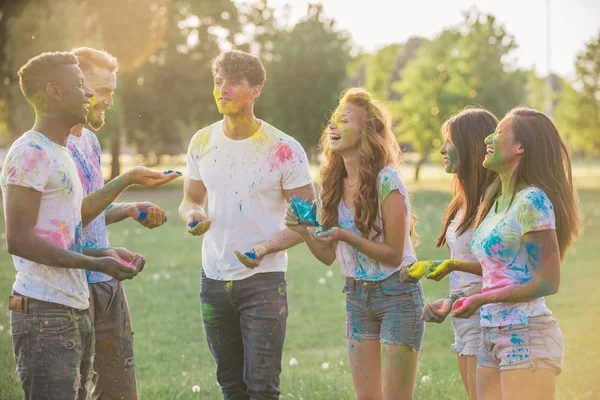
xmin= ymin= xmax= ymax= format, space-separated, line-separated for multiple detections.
xmin=477 ymin=315 xmax=564 ymax=374
xmin=342 ymin=271 xmax=425 ymax=349
xmin=451 ymin=313 xmax=482 ymax=357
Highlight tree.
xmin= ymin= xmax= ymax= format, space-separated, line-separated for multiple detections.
xmin=553 ymin=32 xmax=600 ymax=159
xmin=393 ymin=10 xmax=526 ymax=181
xmin=257 ymin=3 xmax=351 ymax=154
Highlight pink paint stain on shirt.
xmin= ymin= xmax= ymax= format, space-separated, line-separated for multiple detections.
xmin=269 ymin=143 xmax=294 ymax=172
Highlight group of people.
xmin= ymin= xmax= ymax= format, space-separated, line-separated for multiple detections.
xmin=2 ymin=46 xmax=580 ymax=400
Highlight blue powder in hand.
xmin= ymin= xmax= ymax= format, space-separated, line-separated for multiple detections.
xmin=189 ymin=221 xmax=199 ymax=229
xmin=137 ymin=208 xmax=147 ymax=222
xmin=290 ymin=193 xmax=321 ymax=227
xmin=316 ymin=227 xmax=333 ymax=236
xmin=245 ymin=250 xmax=257 ymax=259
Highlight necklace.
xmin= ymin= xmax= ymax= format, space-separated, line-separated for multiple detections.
xmin=345 ymin=178 xmax=359 ymax=187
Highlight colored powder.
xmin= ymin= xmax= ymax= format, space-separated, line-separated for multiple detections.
xmin=245 ymin=250 xmax=257 ymax=259
xmin=136 ymin=208 xmax=147 ymax=222
xmin=290 ymin=193 xmax=321 ymax=227
xmin=316 ymin=227 xmax=333 ymax=236
xmin=189 ymin=221 xmax=199 ymax=229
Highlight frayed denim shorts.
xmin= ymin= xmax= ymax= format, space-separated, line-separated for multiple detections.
xmin=342 ymin=270 xmax=425 ymax=349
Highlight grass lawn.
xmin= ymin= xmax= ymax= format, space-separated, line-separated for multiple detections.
xmin=0 ymin=186 xmax=598 ymax=399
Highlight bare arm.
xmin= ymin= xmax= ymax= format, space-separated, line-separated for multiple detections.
xmin=236 ymin=183 xmax=316 ymax=268
xmin=82 ymin=167 xmax=180 ymax=227
xmin=105 ymin=202 xmax=167 ymax=229
xmin=4 ymin=185 xmax=137 ymax=280
xmin=317 ymin=190 xmax=406 ymax=266
xmin=104 ymin=203 xmax=134 ymax=225
xmin=179 ymin=177 xmax=211 ymax=234
xmin=453 ymin=230 xmax=560 ymax=318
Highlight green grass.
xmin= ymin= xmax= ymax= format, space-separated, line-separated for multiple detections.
xmin=1 ymin=187 xmax=599 ymax=399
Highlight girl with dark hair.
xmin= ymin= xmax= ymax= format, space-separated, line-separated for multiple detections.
xmin=420 ymin=108 xmax=498 ymax=400
xmin=428 ymin=107 xmax=582 ymax=400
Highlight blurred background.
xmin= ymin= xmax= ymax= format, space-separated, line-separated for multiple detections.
xmin=1 ymin=1 xmax=599 ymax=399
xmin=0 ymin=0 xmax=598 ymax=184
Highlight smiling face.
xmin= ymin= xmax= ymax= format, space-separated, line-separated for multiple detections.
xmin=81 ymin=65 xmax=117 ymax=130
xmin=54 ymin=64 xmax=93 ymax=127
xmin=483 ymin=117 xmax=523 ymax=172
xmin=327 ymin=103 xmax=364 ymax=155
xmin=213 ymin=69 xmax=260 ymax=116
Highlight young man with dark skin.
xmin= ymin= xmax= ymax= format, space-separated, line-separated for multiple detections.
xmin=67 ymin=47 xmax=180 ymax=399
xmin=180 ymin=50 xmax=315 ymax=399
xmin=2 ymin=51 xmax=142 ymax=400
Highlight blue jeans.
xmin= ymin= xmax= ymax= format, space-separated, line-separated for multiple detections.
xmin=200 ymin=271 xmax=288 ymax=400
xmin=10 ymin=304 xmax=94 ymax=399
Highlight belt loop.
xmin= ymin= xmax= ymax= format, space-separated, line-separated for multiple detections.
xmin=23 ymin=296 xmax=29 ymax=314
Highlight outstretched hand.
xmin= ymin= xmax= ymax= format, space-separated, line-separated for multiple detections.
xmin=235 ymin=245 xmax=268 ymax=269
xmin=126 ymin=167 xmax=182 ymax=189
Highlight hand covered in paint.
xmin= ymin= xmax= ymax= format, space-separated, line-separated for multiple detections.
xmin=186 ymin=211 xmax=211 ymax=236
xmin=125 ymin=166 xmax=182 ymax=189
xmin=421 ymin=298 xmax=452 ymax=323
xmin=101 ymin=248 xmax=146 ymax=273
xmin=398 ymin=261 xmax=431 ymax=283
xmin=314 ymin=227 xmax=345 ymax=244
xmin=425 ymin=259 xmax=461 ymax=281
xmin=452 ymin=294 xmax=484 ymax=319
xmin=235 ymin=244 xmax=268 ymax=269
xmin=129 ymin=202 xmax=167 ymax=229
xmin=95 ymin=256 xmax=140 ymax=281
xmin=284 ymin=205 xmax=309 ymax=234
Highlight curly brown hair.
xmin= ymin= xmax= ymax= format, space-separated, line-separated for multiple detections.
xmin=211 ymin=50 xmax=266 ymax=87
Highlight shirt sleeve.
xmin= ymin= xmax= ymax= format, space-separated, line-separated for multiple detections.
xmin=1 ymin=141 xmax=51 ymax=192
xmin=186 ymin=130 xmax=205 ymax=181
xmin=281 ymin=139 xmax=313 ymax=191
xmin=378 ymin=166 xmax=408 ymax=205
xmin=518 ymin=188 xmax=556 ymax=235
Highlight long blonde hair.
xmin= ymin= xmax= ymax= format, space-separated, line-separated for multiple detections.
xmin=320 ymin=88 xmax=416 ymax=241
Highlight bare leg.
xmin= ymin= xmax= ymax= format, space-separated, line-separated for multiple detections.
xmin=381 ymin=344 xmax=419 ymax=400
xmin=347 ymin=339 xmax=383 ymax=400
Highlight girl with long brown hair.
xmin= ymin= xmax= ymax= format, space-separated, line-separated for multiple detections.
xmin=419 ymin=108 xmax=498 ymax=400
xmin=427 ymin=107 xmax=582 ymax=400
xmin=286 ymin=88 xmax=424 ymax=400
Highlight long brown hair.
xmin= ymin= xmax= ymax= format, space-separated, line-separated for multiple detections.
xmin=436 ymin=108 xmax=498 ymax=247
xmin=475 ymin=107 xmax=582 ymax=259
xmin=320 ymin=88 xmax=403 ymax=239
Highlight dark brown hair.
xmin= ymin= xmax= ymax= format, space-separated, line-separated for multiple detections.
xmin=475 ymin=107 xmax=582 ymax=259
xmin=211 ymin=50 xmax=266 ymax=87
xmin=436 ymin=108 xmax=498 ymax=247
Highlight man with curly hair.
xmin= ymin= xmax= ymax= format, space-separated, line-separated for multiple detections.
xmin=180 ymin=50 xmax=315 ymax=399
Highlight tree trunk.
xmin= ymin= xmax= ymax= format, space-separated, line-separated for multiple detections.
xmin=413 ymin=150 xmax=430 ymax=182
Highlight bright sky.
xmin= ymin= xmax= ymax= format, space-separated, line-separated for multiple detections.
xmin=239 ymin=0 xmax=600 ymax=79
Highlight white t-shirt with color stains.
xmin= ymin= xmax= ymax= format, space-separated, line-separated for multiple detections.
xmin=186 ymin=120 xmax=312 ymax=281
xmin=335 ymin=165 xmax=417 ymax=280
xmin=0 ymin=131 xmax=88 ymax=309
xmin=471 ymin=186 xmax=555 ymax=327
xmin=446 ymin=209 xmax=482 ymax=293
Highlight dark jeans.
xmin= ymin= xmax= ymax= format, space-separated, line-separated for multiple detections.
xmin=200 ymin=270 xmax=288 ymax=400
xmin=10 ymin=305 xmax=94 ymax=399
xmin=89 ymin=280 xmax=137 ymax=400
